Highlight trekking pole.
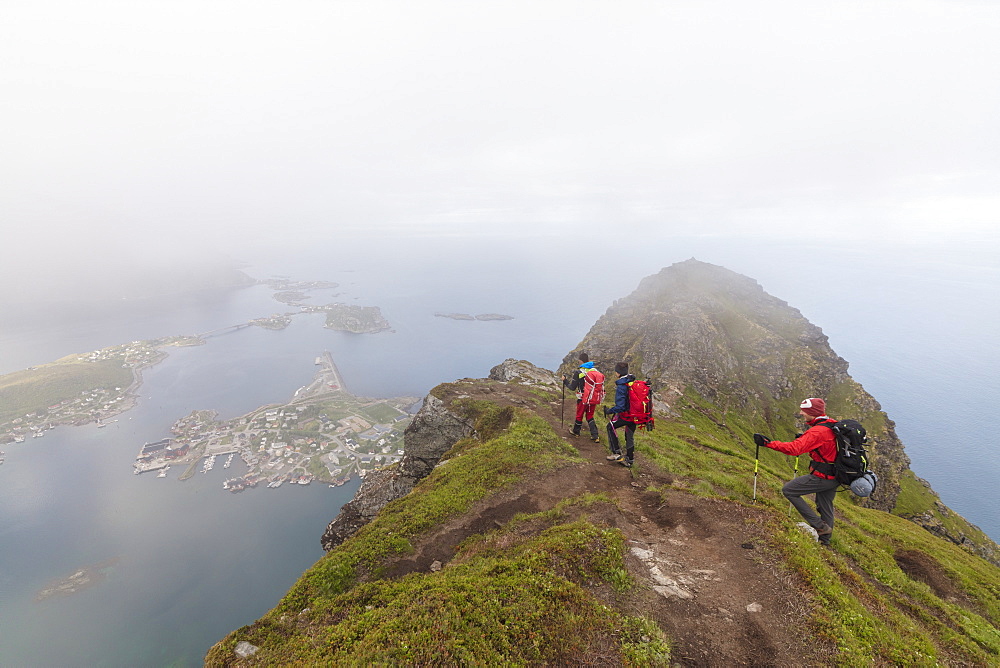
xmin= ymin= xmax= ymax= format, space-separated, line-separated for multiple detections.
xmin=786 ymin=455 xmax=800 ymax=516
xmin=752 ymin=443 xmax=760 ymax=502
xmin=560 ymin=377 xmax=566 ymax=428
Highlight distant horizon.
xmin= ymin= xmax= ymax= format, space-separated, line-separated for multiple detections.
xmin=3 ymin=230 xmax=997 ymax=307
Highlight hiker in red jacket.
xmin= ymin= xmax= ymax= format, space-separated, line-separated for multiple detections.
xmin=753 ymin=398 xmax=839 ymax=545
xmin=562 ymin=352 xmax=604 ymax=442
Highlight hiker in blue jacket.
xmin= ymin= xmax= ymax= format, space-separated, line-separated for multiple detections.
xmin=604 ymin=361 xmax=637 ymax=468
xmin=562 ymin=352 xmax=603 ymax=442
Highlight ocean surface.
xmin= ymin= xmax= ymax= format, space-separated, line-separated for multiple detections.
xmin=0 ymin=233 xmax=997 ymax=666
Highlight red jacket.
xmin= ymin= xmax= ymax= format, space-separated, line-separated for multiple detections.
xmin=765 ymin=418 xmax=837 ymax=480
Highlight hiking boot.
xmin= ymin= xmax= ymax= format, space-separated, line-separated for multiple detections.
xmin=568 ymin=428 xmax=580 ymax=437
xmin=815 ymin=522 xmax=833 ymax=538
xmin=590 ymin=436 xmax=600 ymax=443
xmin=619 ymin=459 xmax=633 ymax=468
xmin=606 ymin=453 xmax=623 ymax=461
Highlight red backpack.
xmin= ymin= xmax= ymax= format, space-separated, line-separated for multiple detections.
xmin=580 ymin=369 xmax=606 ymax=404
xmin=622 ymin=379 xmax=654 ymax=427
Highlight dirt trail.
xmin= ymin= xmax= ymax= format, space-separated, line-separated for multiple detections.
xmin=393 ymin=385 xmax=832 ymax=666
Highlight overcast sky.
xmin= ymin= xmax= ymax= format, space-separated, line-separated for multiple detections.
xmin=2 ymin=0 xmax=999 ymax=277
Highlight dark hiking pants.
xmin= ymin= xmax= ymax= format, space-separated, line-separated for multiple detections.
xmin=606 ymin=418 xmax=636 ymax=464
xmin=783 ymin=474 xmax=839 ymax=535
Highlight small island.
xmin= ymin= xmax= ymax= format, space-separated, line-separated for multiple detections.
xmin=274 ymin=291 xmax=310 ymax=304
xmin=249 ymin=314 xmax=294 ymax=330
xmin=36 ymin=557 xmax=121 ymax=601
xmin=260 ymin=277 xmax=389 ymax=332
xmin=434 ymin=312 xmax=514 ymax=321
xmin=264 ymin=279 xmax=340 ymax=306
xmin=475 ymin=313 xmax=514 ymax=321
xmin=302 ymin=304 xmax=391 ymax=334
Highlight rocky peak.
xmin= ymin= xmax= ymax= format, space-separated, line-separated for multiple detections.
xmin=564 ymin=258 xmax=908 ymax=511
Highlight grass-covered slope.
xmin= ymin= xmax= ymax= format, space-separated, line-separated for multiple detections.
xmin=651 ymin=391 xmax=1000 ymax=665
xmin=208 ymin=395 xmax=672 ymax=665
xmin=564 ymin=259 xmax=996 ymax=561
xmin=208 ymin=378 xmax=1000 ymax=666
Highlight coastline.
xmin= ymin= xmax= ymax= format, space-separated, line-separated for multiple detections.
xmin=1 ymin=337 xmax=204 ymax=443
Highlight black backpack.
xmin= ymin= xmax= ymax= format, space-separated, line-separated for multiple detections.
xmin=813 ymin=419 xmax=877 ymax=496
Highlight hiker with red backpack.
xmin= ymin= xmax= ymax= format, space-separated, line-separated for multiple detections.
xmin=603 ymin=361 xmax=654 ymax=468
xmin=753 ymin=398 xmax=839 ymax=545
xmin=562 ymin=352 xmax=605 ymax=442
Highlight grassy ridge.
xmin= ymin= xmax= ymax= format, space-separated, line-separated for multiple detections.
xmin=207 ymin=386 xmax=1000 ymax=666
xmin=208 ymin=404 xmax=672 ymax=665
xmin=638 ymin=393 xmax=1000 ymax=665
xmin=0 ymin=357 xmax=133 ymax=424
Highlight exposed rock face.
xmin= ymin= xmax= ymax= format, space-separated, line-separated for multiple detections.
xmin=906 ymin=510 xmax=999 ymax=565
xmin=321 ymin=393 xmax=475 ymax=550
xmin=564 ymin=259 xmax=909 ymax=513
xmin=566 ymin=259 xmax=850 ymax=409
xmin=488 ymin=358 xmax=558 ymax=386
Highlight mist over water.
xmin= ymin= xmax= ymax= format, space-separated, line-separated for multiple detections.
xmin=0 ymin=233 xmax=996 ymax=665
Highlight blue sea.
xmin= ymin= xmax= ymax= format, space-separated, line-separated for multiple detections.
xmin=0 ymin=233 xmax=996 ymax=666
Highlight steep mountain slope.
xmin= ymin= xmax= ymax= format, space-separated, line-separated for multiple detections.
xmin=564 ymin=259 xmax=995 ymax=562
xmin=564 ymin=258 xmax=909 ymax=512
xmin=207 ymin=262 xmax=1000 ymax=666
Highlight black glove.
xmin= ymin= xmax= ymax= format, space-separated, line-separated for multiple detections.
xmin=793 ymin=433 xmax=804 ymax=440
xmin=753 ymin=433 xmax=771 ymax=448
xmin=603 ymin=406 xmax=612 ymax=417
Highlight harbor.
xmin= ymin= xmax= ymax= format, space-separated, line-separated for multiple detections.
xmin=131 ymin=351 xmax=416 ymax=492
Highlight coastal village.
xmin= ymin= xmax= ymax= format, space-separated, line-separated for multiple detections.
xmin=0 ymin=336 xmax=201 ymax=445
xmin=131 ymin=352 xmax=418 ymax=492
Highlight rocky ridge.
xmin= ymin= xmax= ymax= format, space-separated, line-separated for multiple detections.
xmin=321 ymin=360 xmax=554 ymax=551
xmin=564 ymin=259 xmax=909 ymax=505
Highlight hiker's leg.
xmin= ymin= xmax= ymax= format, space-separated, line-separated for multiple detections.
xmin=623 ymin=422 xmax=636 ymax=464
xmin=782 ymin=475 xmax=827 ymax=527
xmin=815 ymin=485 xmax=838 ymax=529
xmin=606 ymin=418 xmax=621 ymax=454
xmin=584 ymin=404 xmax=599 ymax=439
xmin=572 ymin=401 xmax=584 ymax=434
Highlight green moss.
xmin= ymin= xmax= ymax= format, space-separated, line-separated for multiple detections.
xmin=283 ymin=411 xmax=583 ymax=604
xmin=209 ymin=390 xmax=1000 ymax=667
xmin=210 ymin=491 xmax=670 ymax=666
xmin=302 ymin=529 xmax=668 ymax=666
